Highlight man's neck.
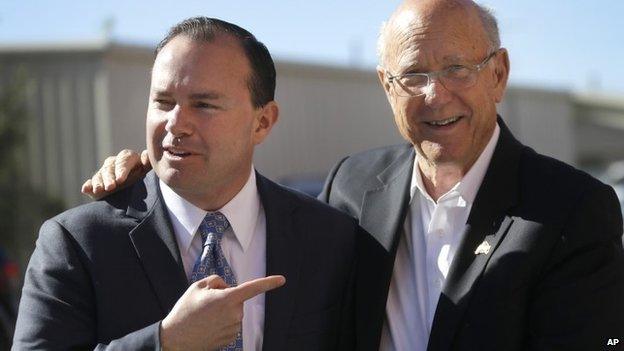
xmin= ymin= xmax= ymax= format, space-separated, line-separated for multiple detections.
xmin=417 ymin=122 xmax=500 ymax=202
xmin=175 ymin=168 xmax=252 ymax=212
xmin=418 ymin=159 xmax=464 ymax=202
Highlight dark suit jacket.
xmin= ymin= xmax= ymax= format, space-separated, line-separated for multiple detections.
xmin=13 ymin=171 xmax=358 ymax=351
xmin=320 ymin=119 xmax=624 ymax=351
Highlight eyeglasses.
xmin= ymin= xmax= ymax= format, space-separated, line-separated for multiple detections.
xmin=385 ymin=50 xmax=500 ymax=97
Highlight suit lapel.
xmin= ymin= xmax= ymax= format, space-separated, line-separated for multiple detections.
xmin=427 ymin=119 xmax=522 ymax=351
xmin=257 ymin=173 xmax=302 ymax=351
xmin=360 ymin=146 xmax=415 ymax=252
xmin=126 ymin=172 xmax=188 ymax=315
xmin=358 ymin=146 xmax=414 ymax=350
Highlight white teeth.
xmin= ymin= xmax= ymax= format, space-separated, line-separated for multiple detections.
xmin=166 ymin=150 xmax=189 ymax=156
xmin=428 ymin=116 xmax=461 ymax=126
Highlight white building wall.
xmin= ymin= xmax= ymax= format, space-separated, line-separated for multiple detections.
xmin=103 ymin=46 xmax=153 ymax=156
xmin=574 ymin=94 xmax=624 ymax=165
xmin=255 ymin=62 xmax=402 ymax=180
xmin=499 ymin=87 xmax=576 ymax=165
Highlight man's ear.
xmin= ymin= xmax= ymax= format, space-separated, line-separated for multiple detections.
xmin=377 ymin=65 xmax=393 ymax=96
xmin=377 ymin=65 xmax=395 ymax=106
xmin=252 ymin=101 xmax=279 ymax=145
xmin=491 ymin=48 xmax=510 ymax=103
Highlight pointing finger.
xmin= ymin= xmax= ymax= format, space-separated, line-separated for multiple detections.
xmin=229 ymin=275 xmax=285 ymax=302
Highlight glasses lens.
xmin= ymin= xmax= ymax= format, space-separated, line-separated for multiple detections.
xmin=395 ymin=74 xmax=428 ymax=96
xmin=440 ymin=67 xmax=477 ymax=90
xmin=439 ymin=67 xmax=476 ymax=90
xmin=401 ymin=75 xmax=428 ymax=88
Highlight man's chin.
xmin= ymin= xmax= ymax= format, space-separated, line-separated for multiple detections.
xmin=418 ymin=143 xmax=465 ymax=165
xmin=155 ymin=167 xmax=186 ymax=187
xmin=419 ymin=141 xmax=444 ymax=160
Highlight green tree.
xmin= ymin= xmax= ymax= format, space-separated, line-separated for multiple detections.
xmin=0 ymin=68 xmax=64 ymax=269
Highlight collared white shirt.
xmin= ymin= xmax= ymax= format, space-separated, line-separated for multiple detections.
xmin=160 ymin=167 xmax=266 ymax=351
xmin=380 ymin=124 xmax=500 ymax=351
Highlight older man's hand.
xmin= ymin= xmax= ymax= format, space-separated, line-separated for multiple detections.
xmin=81 ymin=149 xmax=151 ymax=199
xmin=161 ymin=275 xmax=285 ymax=351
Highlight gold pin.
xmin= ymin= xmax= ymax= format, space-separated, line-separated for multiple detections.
xmin=474 ymin=240 xmax=491 ymax=255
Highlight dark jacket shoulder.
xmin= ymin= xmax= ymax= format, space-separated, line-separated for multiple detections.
xmin=515 ymin=145 xmax=619 ymax=227
xmin=46 ymin=175 xmax=152 ymax=244
xmin=327 ymin=144 xmax=412 ymax=193
xmin=336 ymin=144 xmax=412 ymax=184
xmin=258 ymin=173 xmax=359 ymax=229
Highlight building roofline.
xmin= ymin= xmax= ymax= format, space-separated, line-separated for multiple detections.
xmin=1 ymin=40 xmax=623 ymax=101
xmin=574 ymin=92 xmax=624 ymax=110
xmin=0 ymin=39 xmax=111 ymax=53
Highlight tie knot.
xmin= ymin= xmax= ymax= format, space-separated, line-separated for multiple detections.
xmin=199 ymin=211 xmax=230 ymax=244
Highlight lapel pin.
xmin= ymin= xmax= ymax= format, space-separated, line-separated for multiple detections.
xmin=474 ymin=240 xmax=491 ymax=255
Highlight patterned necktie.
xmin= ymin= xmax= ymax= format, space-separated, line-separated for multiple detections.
xmin=190 ymin=211 xmax=242 ymax=351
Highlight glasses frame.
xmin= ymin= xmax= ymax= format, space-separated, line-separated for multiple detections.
xmin=385 ymin=49 xmax=500 ymax=97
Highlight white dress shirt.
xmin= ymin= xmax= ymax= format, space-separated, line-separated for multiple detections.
xmin=160 ymin=167 xmax=266 ymax=351
xmin=380 ymin=124 xmax=500 ymax=351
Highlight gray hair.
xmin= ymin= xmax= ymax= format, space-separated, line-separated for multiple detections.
xmin=377 ymin=2 xmax=501 ymax=66
xmin=477 ymin=4 xmax=501 ymax=49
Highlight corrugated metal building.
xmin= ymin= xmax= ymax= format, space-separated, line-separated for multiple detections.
xmin=1 ymin=41 xmax=623 ymax=207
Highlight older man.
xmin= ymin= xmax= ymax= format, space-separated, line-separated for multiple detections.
xmin=14 ymin=17 xmax=359 ymax=350
xmin=83 ymin=1 xmax=624 ymax=351
xmin=322 ymin=1 xmax=624 ymax=350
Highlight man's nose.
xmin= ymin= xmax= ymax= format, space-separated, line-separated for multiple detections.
xmin=165 ymin=105 xmax=192 ymax=136
xmin=422 ymin=77 xmax=453 ymax=108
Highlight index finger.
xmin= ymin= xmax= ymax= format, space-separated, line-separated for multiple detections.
xmin=229 ymin=275 xmax=285 ymax=302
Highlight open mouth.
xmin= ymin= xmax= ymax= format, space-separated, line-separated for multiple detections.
xmin=425 ymin=116 xmax=463 ymax=127
xmin=164 ymin=148 xmax=191 ymax=158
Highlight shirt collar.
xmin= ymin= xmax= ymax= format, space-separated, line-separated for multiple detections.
xmin=160 ymin=167 xmax=260 ymax=254
xmin=410 ymin=123 xmax=501 ymax=206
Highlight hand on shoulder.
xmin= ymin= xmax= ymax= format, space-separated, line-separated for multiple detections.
xmin=81 ymin=149 xmax=151 ymax=199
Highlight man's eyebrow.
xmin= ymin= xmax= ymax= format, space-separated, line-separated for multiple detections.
xmin=151 ymin=90 xmax=172 ymax=97
xmin=189 ymin=92 xmax=224 ymax=100
xmin=440 ymin=54 xmax=468 ymax=63
xmin=150 ymin=90 xmax=224 ymax=100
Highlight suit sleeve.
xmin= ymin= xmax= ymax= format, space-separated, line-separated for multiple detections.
xmin=528 ymin=183 xmax=624 ymax=351
xmin=318 ymin=156 xmax=348 ymax=204
xmin=12 ymin=219 xmax=161 ymax=351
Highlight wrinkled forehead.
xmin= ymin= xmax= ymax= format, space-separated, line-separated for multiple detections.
xmin=383 ymin=5 xmax=490 ymax=70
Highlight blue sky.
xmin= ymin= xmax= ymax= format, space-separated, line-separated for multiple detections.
xmin=2 ymin=0 xmax=623 ymax=95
